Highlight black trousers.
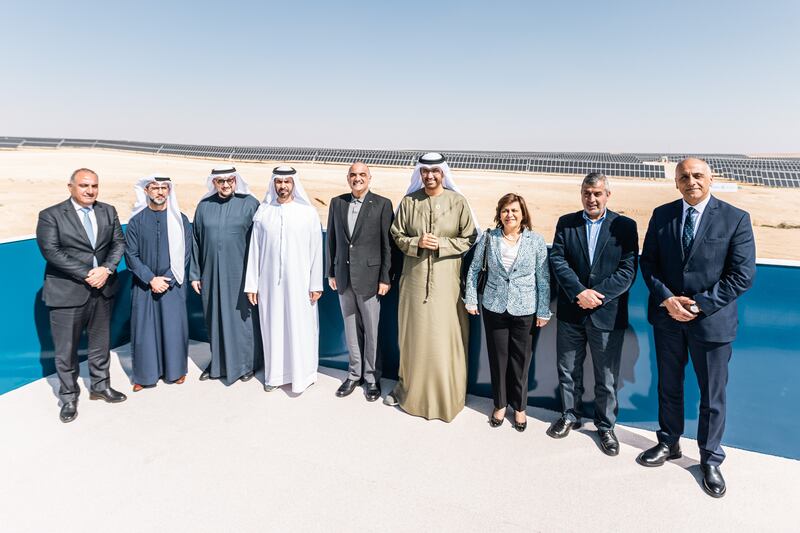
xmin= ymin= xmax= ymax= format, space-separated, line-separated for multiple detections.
xmin=48 ymin=292 xmax=113 ymax=402
xmin=482 ymin=307 xmax=535 ymax=412
xmin=556 ymin=320 xmax=625 ymax=430
xmin=654 ymin=322 xmax=731 ymax=466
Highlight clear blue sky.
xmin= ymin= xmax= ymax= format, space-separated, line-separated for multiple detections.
xmin=2 ymin=0 xmax=798 ymax=152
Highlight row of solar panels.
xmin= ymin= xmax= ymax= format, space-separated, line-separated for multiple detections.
xmin=0 ymin=136 xmax=668 ymax=179
xmin=5 ymin=136 xmax=800 ymax=186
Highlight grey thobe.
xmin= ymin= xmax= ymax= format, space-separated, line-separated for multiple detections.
xmin=190 ymin=193 xmax=262 ymax=384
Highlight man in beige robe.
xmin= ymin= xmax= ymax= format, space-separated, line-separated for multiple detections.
xmin=386 ymin=153 xmax=478 ymax=422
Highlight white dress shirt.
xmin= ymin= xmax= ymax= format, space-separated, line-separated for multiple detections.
xmin=681 ymin=194 xmax=711 ymax=238
xmin=70 ymin=198 xmax=98 ymax=245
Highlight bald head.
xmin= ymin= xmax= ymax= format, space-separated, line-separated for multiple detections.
xmin=675 ymin=158 xmax=713 ymax=205
xmin=347 ymin=161 xmax=371 ymax=198
xmin=676 ymin=158 xmax=711 ymax=176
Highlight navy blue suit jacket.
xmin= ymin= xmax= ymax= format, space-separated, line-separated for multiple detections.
xmin=640 ymin=196 xmax=756 ymax=343
xmin=550 ymin=209 xmax=639 ymax=331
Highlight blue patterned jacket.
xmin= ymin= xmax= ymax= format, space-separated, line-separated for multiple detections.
xmin=464 ymin=228 xmax=552 ymax=318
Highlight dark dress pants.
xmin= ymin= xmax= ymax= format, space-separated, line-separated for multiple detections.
xmin=482 ymin=307 xmax=535 ymax=412
xmin=556 ymin=319 xmax=624 ymax=430
xmin=654 ymin=322 xmax=732 ymax=466
xmin=48 ymin=292 xmax=113 ymax=402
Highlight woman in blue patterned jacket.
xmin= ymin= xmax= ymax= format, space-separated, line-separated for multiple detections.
xmin=464 ymin=193 xmax=551 ymax=431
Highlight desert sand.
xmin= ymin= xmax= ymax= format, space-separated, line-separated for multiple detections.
xmin=1 ymin=147 xmax=798 ymax=260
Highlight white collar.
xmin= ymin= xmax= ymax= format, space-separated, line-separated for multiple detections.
xmin=70 ymin=198 xmax=93 ymax=211
xmin=682 ymin=194 xmax=711 ymax=216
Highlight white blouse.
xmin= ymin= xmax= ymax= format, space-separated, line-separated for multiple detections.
xmin=500 ymin=238 xmax=520 ymax=271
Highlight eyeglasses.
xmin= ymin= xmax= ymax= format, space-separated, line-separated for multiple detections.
xmin=214 ymin=178 xmax=236 ymax=185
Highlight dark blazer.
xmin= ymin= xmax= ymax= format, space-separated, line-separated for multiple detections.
xmin=640 ymin=196 xmax=756 ymax=343
xmin=550 ymin=209 xmax=639 ymax=331
xmin=36 ymin=199 xmax=125 ymax=307
xmin=326 ymin=191 xmax=393 ymax=299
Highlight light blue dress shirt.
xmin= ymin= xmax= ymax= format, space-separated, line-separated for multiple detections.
xmin=583 ymin=210 xmax=607 ymax=265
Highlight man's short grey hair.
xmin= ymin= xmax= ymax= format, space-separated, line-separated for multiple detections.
xmin=69 ymin=168 xmax=98 ymax=182
xmin=581 ymin=172 xmax=611 ymax=193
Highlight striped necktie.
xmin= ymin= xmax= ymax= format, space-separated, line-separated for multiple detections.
xmin=682 ymin=206 xmax=696 ymax=258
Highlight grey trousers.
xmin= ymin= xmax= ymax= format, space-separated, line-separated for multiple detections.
xmin=338 ymin=285 xmax=381 ymax=384
xmin=49 ymin=292 xmax=113 ymax=402
xmin=556 ymin=319 xmax=625 ymax=430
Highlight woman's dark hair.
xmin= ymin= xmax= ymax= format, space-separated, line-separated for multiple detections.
xmin=494 ymin=193 xmax=532 ymax=231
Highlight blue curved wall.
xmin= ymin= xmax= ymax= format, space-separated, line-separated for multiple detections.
xmin=2 ymin=233 xmax=798 ymax=459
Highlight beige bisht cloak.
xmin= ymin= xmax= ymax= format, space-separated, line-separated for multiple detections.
xmin=390 ymin=188 xmax=477 ymax=421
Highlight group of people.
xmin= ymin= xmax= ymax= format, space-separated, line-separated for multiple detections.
xmin=36 ymin=154 xmax=755 ymax=499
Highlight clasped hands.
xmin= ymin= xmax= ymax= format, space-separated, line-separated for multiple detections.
xmin=662 ymin=295 xmax=698 ymax=322
xmin=84 ymin=267 xmax=110 ymax=289
xmin=149 ymin=276 xmax=171 ymax=294
xmin=576 ymin=288 xmax=604 ymax=309
xmin=419 ymin=233 xmax=439 ymax=250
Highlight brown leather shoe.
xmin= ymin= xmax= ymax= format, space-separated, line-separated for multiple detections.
xmin=133 ymin=384 xmax=144 ymax=392
xmin=174 ymin=375 xmax=186 ymax=384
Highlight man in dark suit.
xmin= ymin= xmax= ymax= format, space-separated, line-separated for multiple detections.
xmin=548 ymin=173 xmax=639 ymax=455
xmin=326 ymin=162 xmax=393 ymax=401
xmin=638 ymin=158 xmax=755 ymax=498
xmin=36 ymin=168 xmax=127 ymax=423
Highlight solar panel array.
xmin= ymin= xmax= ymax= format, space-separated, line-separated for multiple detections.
xmin=4 ymin=136 xmax=798 ymax=187
xmin=627 ymin=153 xmax=800 ymax=188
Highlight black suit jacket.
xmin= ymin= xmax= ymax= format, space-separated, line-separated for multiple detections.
xmin=36 ymin=199 xmax=125 ymax=307
xmin=640 ymin=196 xmax=756 ymax=343
xmin=326 ymin=191 xmax=393 ymax=298
xmin=550 ymin=209 xmax=639 ymax=331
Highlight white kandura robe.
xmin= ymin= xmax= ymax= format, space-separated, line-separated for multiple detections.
xmin=244 ymin=200 xmax=323 ymax=392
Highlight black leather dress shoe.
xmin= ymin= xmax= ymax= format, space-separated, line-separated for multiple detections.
xmin=365 ymin=382 xmax=381 ymax=402
xmin=636 ymin=442 xmax=682 ymax=467
xmin=89 ymin=387 xmax=127 ymax=403
xmin=700 ymin=465 xmax=726 ymax=498
xmin=546 ymin=416 xmax=581 ymax=439
xmin=59 ymin=401 xmax=78 ymax=423
xmin=239 ymin=371 xmax=255 ymax=382
xmin=598 ymin=429 xmax=620 ymax=456
xmin=199 ymin=368 xmax=211 ymax=381
xmin=336 ymin=378 xmax=361 ymax=397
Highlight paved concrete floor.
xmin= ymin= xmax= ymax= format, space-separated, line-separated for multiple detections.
xmin=0 ymin=342 xmax=796 ymax=532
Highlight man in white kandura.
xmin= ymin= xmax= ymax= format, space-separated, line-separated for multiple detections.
xmin=244 ymin=166 xmax=323 ymax=393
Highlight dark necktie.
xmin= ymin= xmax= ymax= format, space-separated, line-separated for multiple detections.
xmin=682 ymin=206 xmax=696 ymax=258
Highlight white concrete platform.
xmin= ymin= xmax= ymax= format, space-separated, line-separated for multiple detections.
xmin=0 ymin=342 xmax=796 ymax=533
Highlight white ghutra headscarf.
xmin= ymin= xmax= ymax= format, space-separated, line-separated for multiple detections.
xmin=131 ymin=175 xmax=186 ymax=285
xmin=252 ymin=166 xmax=320 ymax=285
xmin=260 ymin=166 xmax=316 ymax=210
xmin=201 ymin=165 xmax=253 ymax=200
xmin=405 ymin=152 xmax=480 ymax=231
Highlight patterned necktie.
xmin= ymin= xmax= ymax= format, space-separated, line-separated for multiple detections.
xmin=682 ymin=206 xmax=696 ymax=258
xmin=80 ymin=207 xmax=98 ymax=267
